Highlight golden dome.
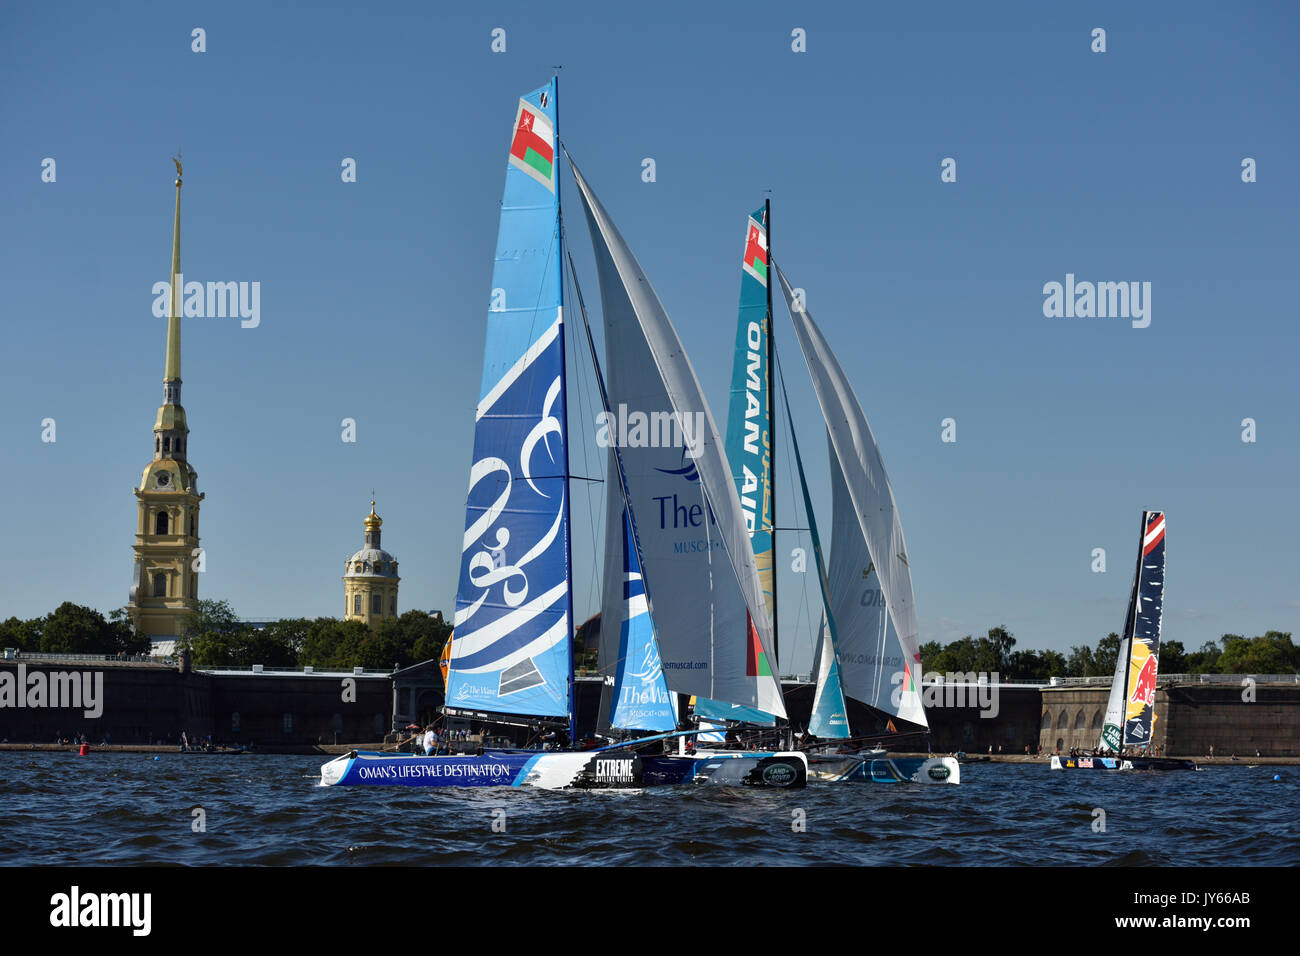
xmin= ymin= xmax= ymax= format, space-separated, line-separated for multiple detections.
xmin=364 ymin=499 xmax=383 ymax=531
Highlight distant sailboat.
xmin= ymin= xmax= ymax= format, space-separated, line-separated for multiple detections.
xmin=322 ymin=79 xmax=805 ymax=790
xmin=1051 ymin=511 xmax=1196 ymax=772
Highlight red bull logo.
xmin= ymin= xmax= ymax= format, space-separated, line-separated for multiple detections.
xmin=1129 ymin=652 xmax=1157 ymax=706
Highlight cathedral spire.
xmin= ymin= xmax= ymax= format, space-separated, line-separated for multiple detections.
xmin=153 ymin=156 xmax=189 ymax=461
xmin=128 ymin=155 xmax=204 ymax=641
xmin=164 ymin=153 xmax=183 ymax=386
xmin=162 ymin=153 xmax=183 ymax=390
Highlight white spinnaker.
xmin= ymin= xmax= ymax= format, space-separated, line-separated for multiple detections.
xmin=778 ymin=264 xmax=926 ymax=727
xmin=571 ymin=158 xmax=785 ymax=718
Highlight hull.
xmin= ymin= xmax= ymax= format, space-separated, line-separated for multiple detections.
xmin=808 ymin=755 xmax=960 ymax=785
xmin=1050 ymin=754 xmax=1196 ymax=772
xmin=642 ymin=752 xmax=807 ymax=788
xmin=320 ymin=750 xmax=643 ymax=790
xmin=320 ymin=749 xmax=808 ymax=790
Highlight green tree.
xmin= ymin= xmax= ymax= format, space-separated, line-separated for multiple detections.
xmin=1065 ymin=644 xmax=1094 ymax=678
xmin=1217 ymin=631 xmax=1297 ymax=673
xmin=1004 ymin=648 xmax=1066 ymax=680
xmin=918 ymin=640 xmax=945 ymax=675
xmin=0 ymin=616 xmax=43 ymax=652
xmin=180 ymin=599 xmax=243 ymax=642
xmin=1160 ymin=639 xmax=1187 ymax=673
xmin=1041 ymin=649 xmax=1067 ymax=679
xmin=1094 ymin=632 xmax=1121 ymax=677
xmin=39 ymin=602 xmax=141 ymax=655
xmin=983 ymin=625 xmax=1017 ymax=674
xmin=1185 ymin=639 xmax=1222 ymax=673
xmin=929 ymin=636 xmax=977 ymax=675
xmin=259 ymin=619 xmax=311 ymax=661
xmin=298 ymin=618 xmax=372 ymax=670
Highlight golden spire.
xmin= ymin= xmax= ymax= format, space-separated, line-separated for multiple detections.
xmin=164 ymin=152 xmax=183 ymax=384
xmin=364 ymin=499 xmax=383 ymax=531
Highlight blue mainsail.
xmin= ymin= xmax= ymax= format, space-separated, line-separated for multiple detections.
xmin=607 ymin=508 xmax=677 ymax=732
xmin=447 ymin=80 xmax=572 ymax=718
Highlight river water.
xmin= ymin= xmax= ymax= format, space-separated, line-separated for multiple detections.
xmin=3 ymin=753 xmax=1296 ymax=866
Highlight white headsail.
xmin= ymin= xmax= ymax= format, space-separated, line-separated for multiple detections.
xmin=571 ymin=157 xmax=785 ymax=718
xmin=777 ymin=263 xmax=926 ymax=727
xmin=1098 ymin=632 xmax=1130 ymax=752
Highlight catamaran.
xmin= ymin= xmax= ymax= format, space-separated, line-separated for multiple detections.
xmin=321 ymin=79 xmax=805 ymax=790
xmin=778 ymin=255 xmax=957 ymax=785
xmin=1051 ymin=510 xmax=1196 ymax=772
xmin=687 ymin=205 xmax=958 ymax=785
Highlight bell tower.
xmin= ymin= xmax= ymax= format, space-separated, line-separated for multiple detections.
xmin=126 ymin=157 xmax=204 ymax=641
xmin=344 ymin=500 xmax=401 ymax=626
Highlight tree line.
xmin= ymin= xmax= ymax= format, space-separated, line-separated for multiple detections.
xmin=3 ymin=603 xmax=1294 ymax=677
xmin=0 ymin=599 xmax=452 ymax=672
xmin=919 ymin=626 xmax=1299 ymax=679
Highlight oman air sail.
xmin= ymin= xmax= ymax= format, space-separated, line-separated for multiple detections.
xmin=695 ymin=205 xmax=783 ymax=735
xmin=726 ymin=207 xmax=776 ymax=623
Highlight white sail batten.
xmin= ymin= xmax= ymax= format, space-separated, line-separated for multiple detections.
xmin=571 ymin=158 xmax=785 ymax=718
xmin=777 ymin=264 xmax=926 ymax=728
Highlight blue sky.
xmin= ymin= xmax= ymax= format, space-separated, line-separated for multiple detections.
xmin=2 ymin=1 xmax=1296 ymax=673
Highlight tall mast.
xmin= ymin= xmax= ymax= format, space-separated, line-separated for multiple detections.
xmin=554 ymin=74 xmax=577 ymax=746
xmin=765 ymin=198 xmax=778 ymax=672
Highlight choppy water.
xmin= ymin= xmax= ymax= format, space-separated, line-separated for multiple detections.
xmin=3 ymin=753 xmax=1296 ymax=866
